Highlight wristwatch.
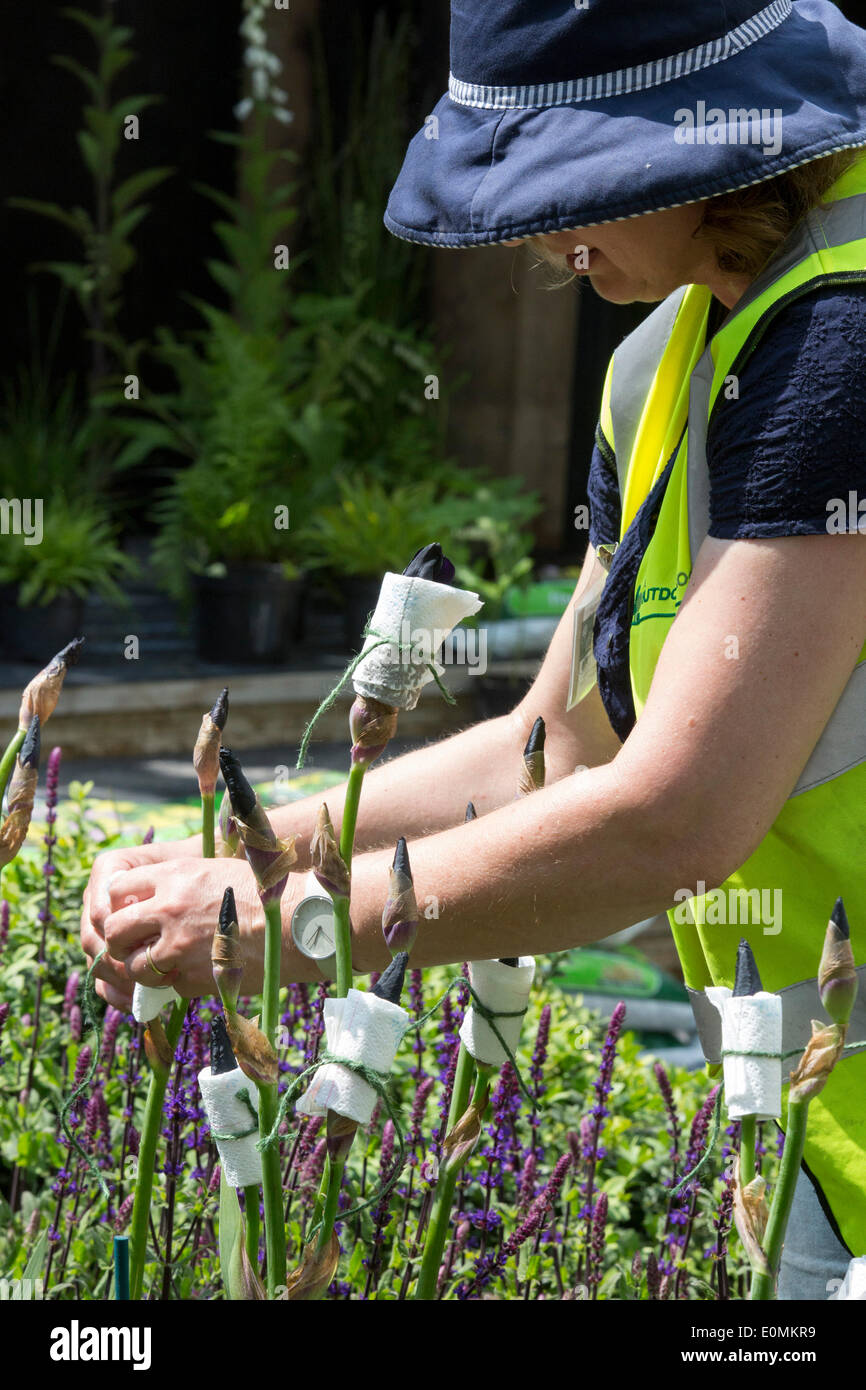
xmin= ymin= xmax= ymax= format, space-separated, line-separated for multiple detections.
xmin=290 ymin=893 xmax=339 ymax=982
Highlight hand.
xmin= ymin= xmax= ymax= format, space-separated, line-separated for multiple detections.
xmin=81 ymin=848 xmax=266 ymax=1008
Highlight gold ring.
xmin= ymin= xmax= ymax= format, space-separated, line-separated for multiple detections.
xmin=146 ymin=944 xmax=169 ymax=977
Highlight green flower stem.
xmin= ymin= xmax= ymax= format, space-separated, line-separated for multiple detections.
xmin=201 ymin=792 xmax=215 ymax=859
xmin=259 ymin=897 xmax=287 ymax=1296
xmin=335 ymin=761 xmax=366 ymax=996
xmin=739 ymin=1115 xmax=756 ymax=1187
xmin=129 ymin=998 xmax=186 ymax=1300
xmin=414 ymin=1045 xmax=478 ymax=1301
xmin=0 ymin=726 xmax=25 ymax=806
xmin=749 ymin=1098 xmax=809 ymax=1301
xmin=312 ymin=762 xmax=369 ymax=1263
xmin=244 ymin=1186 xmax=260 ymax=1272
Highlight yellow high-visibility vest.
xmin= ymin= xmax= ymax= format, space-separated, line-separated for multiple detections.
xmin=597 ymin=152 xmax=866 ymax=1256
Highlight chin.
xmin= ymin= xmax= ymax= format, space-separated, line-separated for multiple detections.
xmin=590 ymin=274 xmax=666 ymax=306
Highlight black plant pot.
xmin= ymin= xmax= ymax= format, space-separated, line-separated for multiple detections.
xmin=341 ymin=575 xmax=385 ymax=651
xmin=194 ymin=566 xmax=304 ymax=665
xmin=0 ymin=586 xmax=86 ymax=664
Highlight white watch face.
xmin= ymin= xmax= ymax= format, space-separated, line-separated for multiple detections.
xmin=291 ymin=896 xmax=337 ymax=961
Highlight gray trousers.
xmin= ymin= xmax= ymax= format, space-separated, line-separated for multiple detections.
xmin=777 ymin=1169 xmax=852 ymax=1300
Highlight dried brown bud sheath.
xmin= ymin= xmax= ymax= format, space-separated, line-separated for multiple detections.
xmin=310 ymin=804 xmax=350 ymax=898
xmin=18 ymin=638 xmax=84 ymax=729
xmin=788 ymin=1019 xmax=845 ymax=1104
xmin=223 ymin=1011 xmax=279 ymax=1088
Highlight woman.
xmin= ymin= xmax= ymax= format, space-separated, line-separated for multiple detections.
xmin=82 ymin=0 xmax=866 ymax=1297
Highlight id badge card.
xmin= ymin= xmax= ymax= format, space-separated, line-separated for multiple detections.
xmin=566 ymin=573 xmax=605 ymax=711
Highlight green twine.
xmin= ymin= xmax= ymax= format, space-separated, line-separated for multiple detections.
xmin=295 ymin=627 xmax=456 ymax=770
xmin=256 ymin=1049 xmax=408 ymax=1244
xmin=720 ymin=1040 xmax=866 ymax=1061
xmin=251 ymin=972 xmax=534 ymax=1240
xmin=409 ymin=975 xmax=535 ymax=1108
xmin=210 ymin=1086 xmax=260 ymax=1143
xmin=58 ymin=949 xmax=111 ymax=1200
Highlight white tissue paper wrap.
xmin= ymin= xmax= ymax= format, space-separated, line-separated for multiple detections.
xmin=132 ymin=982 xmax=180 ymax=1024
xmin=829 ymin=1256 xmax=866 ymax=1299
xmin=706 ymin=985 xmax=782 ymax=1121
xmin=198 ymin=1065 xmax=262 ymax=1188
xmin=351 ymin=572 xmax=483 ymax=710
xmin=295 ymin=988 xmax=409 ymax=1126
xmin=459 ymin=957 xmax=536 ymax=1068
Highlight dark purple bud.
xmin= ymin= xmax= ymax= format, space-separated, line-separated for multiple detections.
xmin=393 ymin=836 xmax=410 ymax=880
xmin=524 ymin=717 xmax=545 ymax=759
xmin=0 ymin=1001 xmax=9 ymax=1038
xmin=371 ymin=951 xmax=409 ymax=1006
xmin=518 ymin=716 xmax=546 ymax=794
xmin=50 ymin=638 xmax=85 ymax=672
xmin=209 ymin=1164 xmax=222 ymax=1194
xmin=219 ymin=747 xmax=257 ymax=820
xmin=382 ymin=841 xmax=418 ymax=957
xmin=211 ymin=687 xmax=229 ymax=731
xmin=831 ymin=896 xmax=850 ymax=941
xmin=211 ymin=1015 xmax=238 ymax=1076
xmin=219 ymin=886 xmax=237 ymax=935
xmin=69 ymin=1004 xmax=83 ymax=1042
xmin=733 ymin=939 xmax=762 ymax=997
xmin=402 ymin=542 xmax=455 ymax=585
xmin=141 ymin=825 xmax=155 ymax=845
xmin=20 ymin=716 xmax=41 ymax=769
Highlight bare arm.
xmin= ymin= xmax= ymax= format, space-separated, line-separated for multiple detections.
xmin=268 ymin=545 xmax=621 ymax=869
xmin=336 ymin=531 xmax=866 ymax=973
xmin=86 ymin=532 xmax=866 ymax=1000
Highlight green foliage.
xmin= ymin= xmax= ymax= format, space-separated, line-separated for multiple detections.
xmin=301 ymin=470 xmax=542 ymax=619
xmin=7 ymin=5 xmax=173 ymax=388
xmin=0 ymin=493 xmax=136 ymax=606
xmin=0 ymin=777 xmax=755 ymax=1300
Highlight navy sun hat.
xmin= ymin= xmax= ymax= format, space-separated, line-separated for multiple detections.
xmin=383 ymin=0 xmax=866 ymax=247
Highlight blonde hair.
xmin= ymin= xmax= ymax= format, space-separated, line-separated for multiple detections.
xmin=528 ymin=148 xmax=863 ymax=286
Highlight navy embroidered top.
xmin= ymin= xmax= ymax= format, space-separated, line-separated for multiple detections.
xmin=587 ymin=284 xmax=866 ymax=742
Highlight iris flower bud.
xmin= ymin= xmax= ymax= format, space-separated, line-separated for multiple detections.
xmin=0 ymin=716 xmax=41 ymax=868
xmin=212 ymin=886 xmax=244 ymax=1014
xmin=818 ymin=897 xmax=858 ymax=1029
xmin=349 ymin=694 xmax=399 ymax=768
xmin=193 ymin=687 xmax=229 ymax=797
xmin=217 ymin=786 xmax=241 ymax=857
xmin=18 ymin=637 xmax=84 ymax=729
xmin=219 ymin=746 xmax=297 ymax=904
xmin=381 ymin=839 xmax=418 ymax=957
xmin=370 ymin=950 xmax=409 ymax=1005
xmin=211 ymin=1013 xmax=239 ymax=1076
xmin=402 ymin=542 xmax=456 ymax=585
xmin=733 ymin=938 xmax=763 ymax=997
xmin=517 ymin=717 xmax=546 ymax=796
xmin=310 ymin=804 xmax=349 ymax=898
